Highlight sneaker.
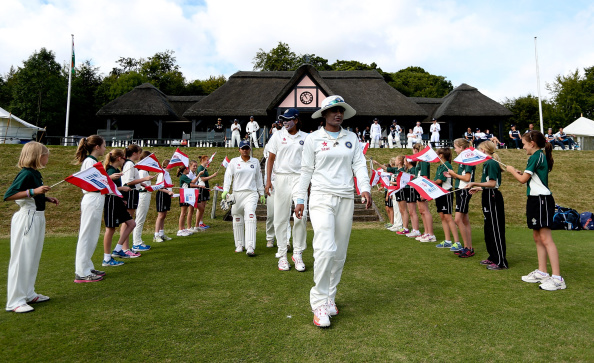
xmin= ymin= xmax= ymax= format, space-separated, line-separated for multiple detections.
xmin=458 ymin=248 xmax=475 ymax=258
xmin=479 ymin=259 xmax=494 ymax=265
xmin=420 ymin=235 xmax=437 ymax=243
xmin=313 ymin=305 xmax=331 ymax=327
xmin=153 ymin=235 xmax=164 ymax=243
xmin=74 ymin=273 xmax=103 ymax=283
xmin=449 ymin=242 xmax=463 ymax=252
xmin=177 ymin=229 xmax=190 ymax=237
xmin=266 ymin=239 xmax=274 ymax=248
xmin=486 ymin=263 xmax=507 ymax=270
xmin=396 ymin=228 xmax=410 ymax=235
xmin=292 ymin=254 xmax=306 ymax=272
xmin=124 ymin=250 xmax=141 ymax=258
xmin=91 ymin=269 xmax=106 ymax=276
xmin=235 ymin=246 xmax=244 ymax=253
xmin=327 ymin=299 xmax=339 ymax=316
xmin=435 ymin=240 xmax=452 ymax=248
xmin=102 ymin=258 xmax=124 ymax=267
xmin=132 ymin=244 xmax=151 ymax=252
xmin=199 ymin=224 xmax=210 ymax=229
xmin=278 ymin=257 xmax=290 ymax=271
xmin=162 ymin=234 xmax=172 ymax=241
xmin=246 ymin=248 xmax=255 ymax=257
xmin=111 ymin=249 xmax=130 ymax=259
xmin=415 ymin=233 xmax=428 ymax=241
xmin=27 ymin=294 xmax=50 ymax=304
xmin=188 ymin=227 xmax=200 ymax=233
xmin=385 ymin=223 xmax=393 ymax=229
xmin=406 ymin=230 xmax=421 ymax=238
xmin=521 ymin=269 xmax=550 ymax=283
xmin=539 ymin=277 xmax=566 ymax=291
xmin=388 ymin=225 xmax=402 ymax=232
xmin=12 ymin=304 xmax=34 ymax=313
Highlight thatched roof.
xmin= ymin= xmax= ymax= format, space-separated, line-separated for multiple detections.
xmin=409 ymin=97 xmax=443 ymax=120
xmin=432 ymin=84 xmax=512 ymax=119
xmin=96 ymin=83 xmax=180 ymax=120
xmin=167 ymin=95 xmax=205 ymax=121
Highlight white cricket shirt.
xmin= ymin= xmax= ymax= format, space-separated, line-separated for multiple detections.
xmin=267 ymin=128 xmax=308 ymax=175
xmin=223 ymin=156 xmax=264 ymax=194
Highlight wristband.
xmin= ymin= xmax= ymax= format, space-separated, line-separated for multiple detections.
xmin=26 ymin=189 xmax=30 ymax=198
xmin=30 ymin=189 xmax=35 ymax=197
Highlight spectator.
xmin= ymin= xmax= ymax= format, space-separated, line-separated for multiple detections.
xmin=545 ymin=128 xmax=562 ymax=148
xmin=407 ymin=128 xmax=417 ymax=148
xmin=363 ymin=126 xmax=371 ymax=143
xmin=554 ymin=127 xmax=576 ymax=150
xmin=473 ymin=128 xmax=487 ymax=147
xmin=464 ymin=127 xmax=474 ymax=142
xmin=214 ymin=118 xmax=225 ymax=146
xmin=413 ymin=121 xmax=424 ymax=144
xmin=524 ymin=123 xmax=535 ymax=134
xmin=509 ymin=125 xmax=521 ymax=149
xmin=354 ymin=127 xmax=362 ymax=142
xmin=484 ymin=129 xmax=502 ymax=148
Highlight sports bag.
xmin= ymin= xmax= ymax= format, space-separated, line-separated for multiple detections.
xmin=580 ymin=212 xmax=594 ymax=230
xmin=552 ymin=205 xmax=582 ymax=230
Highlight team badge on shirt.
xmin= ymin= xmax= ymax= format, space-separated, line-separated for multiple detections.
xmin=250 ymin=165 xmax=255 ymax=169
xmin=345 ymin=141 xmax=352 ymax=149
xmin=299 ymin=140 xmax=304 ymax=145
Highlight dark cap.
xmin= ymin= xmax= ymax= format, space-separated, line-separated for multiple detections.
xmin=279 ymin=108 xmax=299 ymax=120
xmin=239 ymin=140 xmax=251 ymax=149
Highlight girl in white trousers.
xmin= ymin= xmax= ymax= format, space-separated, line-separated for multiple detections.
xmin=133 ymin=151 xmax=153 ymax=246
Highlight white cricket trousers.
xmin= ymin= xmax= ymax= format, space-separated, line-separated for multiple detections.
xmin=250 ymin=132 xmax=259 ymax=148
xmin=266 ymin=193 xmax=275 ymax=241
xmin=133 ymin=192 xmax=151 ymax=245
xmin=309 ymin=192 xmax=354 ymax=310
xmin=388 ymin=134 xmax=394 ymax=148
xmin=392 ymin=193 xmax=402 ymax=228
xmin=370 ymin=135 xmax=381 ymax=148
xmin=6 ymin=201 xmax=45 ymax=311
xmin=231 ymin=132 xmax=241 ymax=148
xmin=231 ymin=190 xmax=259 ymax=251
xmin=75 ymin=193 xmax=105 ymax=277
xmin=274 ymin=174 xmax=307 ymax=257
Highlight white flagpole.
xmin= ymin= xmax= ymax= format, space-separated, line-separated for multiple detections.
xmin=64 ymin=34 xmax=74 ymax=146
xmin=534 ymin=37 xmax=545 ymax=134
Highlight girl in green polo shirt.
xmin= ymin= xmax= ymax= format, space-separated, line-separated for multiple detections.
xmin=4 ymin=142 xmax=58 ymax=313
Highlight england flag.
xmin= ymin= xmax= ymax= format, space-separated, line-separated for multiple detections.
xmin=135 ymin=153 xmax=163 ymax=173
xmin=166 ymin=148 xmax=189 ymax=169
xmin=65 ymin=162 xmax=122 ymax=197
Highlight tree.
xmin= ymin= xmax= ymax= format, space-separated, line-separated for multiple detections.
xmin=186 ymin=75 xmax=226 ymax=95
xmin=385 ymin=66 xmax=453 ymax=98
xmin=546 ymin=67 xmax=594 ymax=124
xmin=68 ymin=60 xmax=104 ymax=135
xmin=502 ymin=94 xmax=559 ymax=132
xmin=140 ymin=50 xmax=185 ymax=95
xmin=252 ymin=42 xmax=299 ymax=71
xmin=331 ymin=60 xmax=379 ymax=71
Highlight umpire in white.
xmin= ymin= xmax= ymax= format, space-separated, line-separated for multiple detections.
xmin=295 ymin=95 xmax=372 ymax=328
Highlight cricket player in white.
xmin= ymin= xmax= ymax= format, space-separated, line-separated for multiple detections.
xmin=222 ymin=140 xmax=265 ymax=256
xmin=370 ymin=118 xmax=382 ymax=148
xmin=264 ymin=137 xmax=292 ymax=250
xmin=230 ymin=119 xmax=241 ymax=148
xmin=295 ymin=95 xmax=372 ymax=328
xmin=246 ymin=116 xmax=260 ymax=148
xmin=413 ymin=121 xmax=424 ymax=145
xmin=265 ymin=108 xmax=309 ymax=272
xmin=430 ymin=118 xmax=441 ymax=147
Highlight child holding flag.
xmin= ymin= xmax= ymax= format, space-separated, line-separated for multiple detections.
xmin=391 ymin=155 xmax=410 ymax=234
xmin=433 ymin=148 xmax=460 ymax=249
xmin=193 ymin=155 xmax=218 ymax=230
xmin=154 ymin=159 xmax=174 ymax=242
xmin=132 ymin=151 xmax=153 ymax=250
xmin=507 ymin=131 xmax=566 ymax=290
xmin=412 ymin=143 xmax=435 ymax=242
xmin=5 ymin=142 xmax=58 ymax=313
xmin=467 ymin=141 xmax=508 ymax=270
xmin=403 ymin=158 xmax=421 ymax=237
xmin=177 ymin=166 xmax=201 ymax=236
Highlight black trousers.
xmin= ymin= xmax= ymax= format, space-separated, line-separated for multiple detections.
xmin=482 ymin=189 xmax=508 ymax=268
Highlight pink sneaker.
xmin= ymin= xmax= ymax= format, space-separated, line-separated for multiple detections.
xmin=124 ymin=250 xmax=141 ymax=258
xmin=396 ymin=228 xmax=409 ymax=235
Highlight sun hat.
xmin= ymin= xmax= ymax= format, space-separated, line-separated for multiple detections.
xmin=312 ymin=95 xmax=356 ymax=120
xmin=239 ymin=140 xmax=251 ymax=149
xmin=279 ymin=108 xmax=299 ymax=120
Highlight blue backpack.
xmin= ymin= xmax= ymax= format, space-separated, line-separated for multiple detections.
xmin=552 ymin=205 xmax=582 ymax=230
xmin=580 ymin=212 xmax=594 ymax=230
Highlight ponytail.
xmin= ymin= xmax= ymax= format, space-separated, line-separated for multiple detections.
xmin=478 ymin=140 xmax=505 ymax=171
xmin=454 ymin=138 xmax=470 ymax=150
xmin=125 ymin=144 xmax=142 ymax=158
xmin=523 ymin=131 xmax=553 ymax=171
xmin=177 ymin=165 xmax=187 ymax=177
xmin=103 ymin=149 xmax=125 ymax=169
xmin=75 ymin=135 xmax=104 ymax=164
xmin=544 ymin=139 xmax=554 ymax=171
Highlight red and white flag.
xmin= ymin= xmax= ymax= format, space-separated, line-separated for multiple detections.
xmin=378 ymin=170 xmax=392 ymax=188
xmin=144 ymin=178 xmax=174 ymax=192
xmin=353 ymin=177 xmax=361 ymax=195
xmin=369 ymin=169 xmax=381 ymax=187
xmin=179 ymin=188 xmax=199 ymax=207
xmin=453 ymin=147 xmax=492 ymax=166
xmin=135 ymin=153 xmax=163 ymax=173
xmin=408 ymin=176 xmax=449 ymax=201
xmin=166 ymin=148 xmax=189 ymax=169
xmin=394 ymin=171 xmax=413 ymax=191
xmin=206 ymin=152 xmax=216 ymax=167
xmin=360 ymin=142 xmax=369 ymax=155
xmin=409 ymin=146 xmax=440 ymax=163
xmin=65 ymin=161 xmax=122 ymax=197
xmin=221 ymin=156 xmax=230 ymax=168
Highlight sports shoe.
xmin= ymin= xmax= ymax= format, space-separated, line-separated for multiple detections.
xmin=458 ymin=248 xmax=475 ymax=258
xmin=521 ymin=269 xmax=550 ymax=283
xmin=111 ymin=249 xmax=130 ymax=259
xmin=177 ymin=229 xmax=191 ymax=237
xmin=266 ymin=239 xmax=274 ymax=248
xmin=313 ymin=305 xmax=331 ymax=327
xmin=246 ymin=248 xmax=255 ymax=257
xmin=385 ymin=223 xmax=393 ymax=229
xmin=153 ymin=235 xmax=164 ymax=243
xmin=292 ymin=254 xmax=306 ymax=272
xmin=102 ymin=258 xmax=124 ymax=267
xmin=479 ymin=259 xmax=494 ymax=265
xmin=539 ymin=277 xmax=566 ymax=291
xmin=124 ymin=250 xmax=141 ymax=258
xmin=415 ymin=233 xmax=428 ymax=241
xmin=406 ymin=230 xmax=421 ymax=238
xmin=486 ymin=263 xmax=507 ymax=270
xmin=27 ymin=294 xmax=50 ymax=304
xmin=449 ymin=242 xmax=463 ymax=251
xmin=132 ymin=244 xmax=151 ymax=252
xmin=388 ymin=225 xmax=402 ymax=232
xmin=199 ymin=223 xmax=210 ymax=229
xmin=420 ymin=235 xmax=437 ymax=243
xmin=235 ymin=246 xmax=243 ymax=253
xmin=12 ymin=304 xmax=34 ymax=313
xmin=435 ymin=240 xmax=452 ymax=248
xmin=327 ymin=299 xmax=339 ymax=316
xmin=91 ymin=269 xmax=106 ymax=276
xmin=74 ymin=273 xmax=103 ymax=283
xmin=162 ymin=234 xmax=172 ymax=241
xmin=278 ymin=257 xmax=290 ymax=271
xmin=396 ymin=228 xmax=410 ymax=235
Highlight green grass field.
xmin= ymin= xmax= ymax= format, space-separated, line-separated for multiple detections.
xmin=1 ymin=144 xmax=593 ymax=361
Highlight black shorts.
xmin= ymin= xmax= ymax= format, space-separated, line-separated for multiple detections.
xmin=199 ymin=188 xmax=210 ymax=202
xmin=404 ymin=188 xmax=417 ymax=203
xmin=455 ymin=189 xmax=472 ymax=214
xmin=156 ymin=191 xmax=172 ymax=212
xmin=121 ymin=189 xmax=139 ymax=210
xmin=435 ymin=192 xmax=453 ymax=215
xmin=395 ymin=189 xmax=405 ymax=202
xmin=526 ymin=195 xmax=555 ymax=229
xmin=104 ymin=194 xmax=133 ymax=228
xmin=384 ymin=190 xmax=393 ymax=207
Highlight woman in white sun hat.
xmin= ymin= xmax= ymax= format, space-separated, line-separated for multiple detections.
xmin=295 ymin=95 xmax=372 ymax=328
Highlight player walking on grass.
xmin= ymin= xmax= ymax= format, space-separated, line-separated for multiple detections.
xmin=433 ymin=148 xmax=460 ymax=249
xmin=153 ymin=159 xmax=174 ymax=242
xmin=74 ymin=135 xmax=107 ymax=282
xmin=467 ymin=141 xmax=508 ymax=270
xmin=265 ymin=108 xmax=309 ymax=272
xmin=102 ymin=149 xmax=135 ymax=265
xmin=507 ymin=131 xmax=566 ymax=290
xmin=4 ymin=142 xmax=58 ymax=313
xmin=444 ymin=138 xmax=475 ymax=257
xmin=294 ymin=95 xmax=372 ymax=328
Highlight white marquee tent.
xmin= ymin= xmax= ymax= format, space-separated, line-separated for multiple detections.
xmin=0 ymin=106 xmax=44 ymax=144
xmin=564 ymin=116 xmax=594 ymax=150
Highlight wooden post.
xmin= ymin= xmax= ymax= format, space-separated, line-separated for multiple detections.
xmin=211 ymin=188 xmax=219 ymax=219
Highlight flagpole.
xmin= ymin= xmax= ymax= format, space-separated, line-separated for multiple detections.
xmin=49 ymin=179 xmax=67 ymax=189
xmin=64 ymin=34 xmax=74 ymax=146
xmin=534 ymin=36 xmax=545 ymax=134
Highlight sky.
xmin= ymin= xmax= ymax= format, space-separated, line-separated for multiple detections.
xmin=1 ymin=0 xmax=593 ymax=103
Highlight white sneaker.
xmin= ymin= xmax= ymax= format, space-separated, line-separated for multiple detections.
xmin=153 ymin=235 xmax=164 ymax=243
xmin=27 ymin=294 xmax=50 ymax=304
xmin=292 ymin=254 xmax=306 ymax=272
xmin=266 ymin=239 xmax=274 ymax=248
xmin=235 ymin=246 xmax=243 ymax=253
xmin=415 ymin=233 xmax=428 ymax=241
xmin=419 ymin=234 xmax=437 ymax=242
xmin=539 ymin=277 xmax=566 ymax=291
xmin=406 ymin=230 xmax=421 ymax=238
xmin=12 ymin=304 xmax=34 ymax=313
xmin=177 ymin=230 xmax=190 ymax=237
xmin=313 ymin=305 xmax=331 ymax=327
xmin=278 ymin=257 xmax=290 ymax=271
xmin=327 ymin=299 xmax=338 ymax=316
xmin=521 ymin=269 xmax=550 ymax=283
xmin=388 ymin=225 xmax=402 ymax=232
xmin=246 ymin=248 xmax=255 ymax=257
xmin=162 ymin=234 xmax=172 ymax=241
